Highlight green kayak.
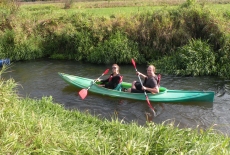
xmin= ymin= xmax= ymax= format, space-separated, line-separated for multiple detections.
xmin=58 ymin=72 xmax=215 ymax=103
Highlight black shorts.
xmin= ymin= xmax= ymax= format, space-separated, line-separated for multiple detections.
xmin=134 ymin=82 xmax=142 ymax=90
xmin=131 ymin=82 xmax=150 ymax=93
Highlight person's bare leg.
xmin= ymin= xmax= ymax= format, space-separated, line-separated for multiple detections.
xmin=131 ymin=81 xmax=136 ymax=89
xmin=127 ymin=81 xmax=137 ymax=92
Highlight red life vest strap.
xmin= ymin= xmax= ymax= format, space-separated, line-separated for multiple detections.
xmin=157 ymin=74 xmax=161 ymax=86
xmin=108 ymin=75 xmax=113 ymax=82
xmin=119 ymin=76 xmax=123 ymax=83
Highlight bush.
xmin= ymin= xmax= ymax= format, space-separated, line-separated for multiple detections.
xmin=87 ymin=31 xmax=145 ymax=64
xmin=154 ymin=39 xmax=216 ymax=76
xmin=0 ymin=29 xmax=44 ymax=60
xmin=216 ymin=38 xmax=230 ymax=79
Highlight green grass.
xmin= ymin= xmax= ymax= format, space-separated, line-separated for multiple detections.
xmin=71 ymin=6 xmax=175 ymax=17
xmin=0 ymin=66 xmax=230 ymax=154
xmin=17 ymin=2 xmax=230 ymax=27
xmin=205 ymin=3 xmax=230 ymax=12
xmin=18 ymin=2 xmax=230 ymax=18
xmin=19 ymin=4 xmax=175 ymax=18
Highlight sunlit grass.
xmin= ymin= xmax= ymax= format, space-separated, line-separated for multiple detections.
xmin=19 ymin=4 xmax=175 ymax=18
xmin=18 ymin=1 xmax=230 ymax=18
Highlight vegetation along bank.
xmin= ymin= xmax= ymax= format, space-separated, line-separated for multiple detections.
xmin=0 ymin=0 xmax=230 ymax=79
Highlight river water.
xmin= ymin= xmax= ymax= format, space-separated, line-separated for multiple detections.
xmin=3 ymin=59 xmax=230 ymax=135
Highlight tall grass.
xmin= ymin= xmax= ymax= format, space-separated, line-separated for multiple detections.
xmin=0 ymin=67 xmax=229 ymax=154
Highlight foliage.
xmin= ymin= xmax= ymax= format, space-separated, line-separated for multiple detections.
xmin=154 ymin=39 xmax=216 ymax=76
xmin=64 ymin=0 xmax=74 ymax=9
xmin=223 ymin=10 xmax=230 ymax=19
xmin=134 ymin=9 xmax=177 ymax=59
xmin=0 ymin=0 xmax=20 ymax=30
xmin=0 ymin=29 xmax=14 ymax=59
xmin=0 ymin=29 xmax=44 ymax=60
xmin=180 ymin=0 xmax=197 ymax=8
xmin=45 ymin=29 xmax=95 ymax=60
xmin=216 ymin=37 xmax=230 ymax=79
xmin=87 ymin=31 xmax=144 ymax=64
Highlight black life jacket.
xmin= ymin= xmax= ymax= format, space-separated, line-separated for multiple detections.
xmin=108 ymin=74 xmax=123 ymax=83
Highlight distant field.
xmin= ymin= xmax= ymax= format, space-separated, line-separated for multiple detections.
xmin=19 ymin=0 xmax=230 ymax=5
xmin=19 ymin=3 xmax=174 ymax=18
xmin=65 ymin=6 xmax=175 ymax=17
xmin=19 ymin=1 xmax=230 ymax=18
xmin=71 ymin=4 xmax=230 ymax=17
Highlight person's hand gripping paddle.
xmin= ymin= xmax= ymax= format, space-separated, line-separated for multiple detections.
xmin=131 ymin=59 xmax=156 ymax=117
xmin=79 ymin=69 xmax=109 ymax=99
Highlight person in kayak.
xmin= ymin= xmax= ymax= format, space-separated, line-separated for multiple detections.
xmin=127 ymin=65 xmax=159 ymax=94
xmin=97 ymin=64 xmax=123 ymax=89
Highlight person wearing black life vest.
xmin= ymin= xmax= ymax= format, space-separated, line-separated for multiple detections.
xmin=98 ymin=64 xmax=122 ymax=89
xmin=127 ymin=65 xmax=159 ymax=94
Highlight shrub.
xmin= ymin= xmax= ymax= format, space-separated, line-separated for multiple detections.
xmin=216 ymin=37 xmax=230 ymax=79
xmin=154 ymin=39 xmax=216 ymax=76
xmin=87 ymin=31 xmax=144 ymax=64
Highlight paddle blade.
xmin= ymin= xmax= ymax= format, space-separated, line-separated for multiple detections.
xmin=79 ymin=89 xmax=88 ymax=100
xmin=104 ymin=69 xmax=109 ymax=75
xmin=146 ymin=96 xmax=156 ymax=117
xmin=131 ymin=58 xmax=136 ymax=68
xmin=79 ymin=69 xmax=109 ymax=99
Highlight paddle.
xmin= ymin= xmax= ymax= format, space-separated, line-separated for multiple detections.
xmin=79 ymin=69 xmax=109 ymax=100
xmin=131 ymin=59 xmax=156 ymax=117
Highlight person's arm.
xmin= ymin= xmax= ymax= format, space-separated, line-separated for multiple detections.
xmin=143 ymin=86 xmax=159 ymax=94
xmin=142 ymin=78 xmax=159 ymax=93
xmin=136 ymin=72 xmax=147 ymax=79
xmin=97 ymin=77 xmax=109 ymax=87
xmin=100 ymin=78 xmax=109 ymax=84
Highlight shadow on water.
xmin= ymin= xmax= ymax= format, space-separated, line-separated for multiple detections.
xmin=2 ymin=58 xmax=230 ymax=135
xmin=62 ymin=85 xmax=80 ymax=92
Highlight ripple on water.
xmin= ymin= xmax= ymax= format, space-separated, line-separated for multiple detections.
xmin=2 ymin=59 xmax=230 ymax=135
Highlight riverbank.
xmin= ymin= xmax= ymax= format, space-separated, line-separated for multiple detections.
xmin=1 ymin=0 xmax=230 ymax=79
xmin=0 ymin=65 xmax=229 ymax=154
